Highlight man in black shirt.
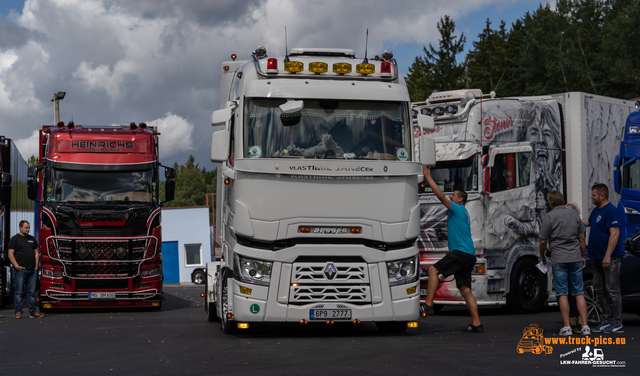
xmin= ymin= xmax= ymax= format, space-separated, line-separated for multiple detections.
xmin=8 ymin=220 xmax=43 ymax=319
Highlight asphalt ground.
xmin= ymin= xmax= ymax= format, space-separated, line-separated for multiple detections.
xmin=1 ymin=285 xmax=638 ymax=376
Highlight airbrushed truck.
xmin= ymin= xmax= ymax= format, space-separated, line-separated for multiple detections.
xmin=204 ymin=46 xmax=437 ymax=333
xmin=28 ymin=122 xmax=175 ymax=309
xmin=413 ymin=90 xmax=635 ymax=313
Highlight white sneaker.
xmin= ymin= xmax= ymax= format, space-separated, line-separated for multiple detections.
xmin=581 ymin=326 xmax=591 ymax=336
xmin=559 ymin=326 xmax=572 ymax=336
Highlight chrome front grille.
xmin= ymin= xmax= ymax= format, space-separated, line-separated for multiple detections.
xmin=47 ymin=236 xmax=156 ymax=279
xmin=290 ymin=285 xmax=370 ymax=303
xmin=290 ymin=262 xmax=371 ymax=303
xmin=292 ymin=262 xmax=368 ymax=283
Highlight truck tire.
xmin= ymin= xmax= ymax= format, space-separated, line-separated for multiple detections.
xmin=220 ymin=275 xmax=237 ymax=334
xmin=507 ymin=258 xmax=545 ymax=313
xmin=192 ymin=269 xmax=205 ymax=285
xmin=583 ymin=279 xmax=602 ymax=325
xmin=375 ymin=322 xmax=408 ymax=333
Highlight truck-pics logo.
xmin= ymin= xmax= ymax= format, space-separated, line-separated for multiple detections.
xmin=71 ymin=141 xmax=134 ymax=152
xmin=516 ymin=324 xmax=553 ymax=354
xmin=483 ymin=115 xmax=514 ymax=140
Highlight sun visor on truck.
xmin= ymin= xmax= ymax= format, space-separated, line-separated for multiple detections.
xmin=46 ymin=160 xmax=156 ymax=172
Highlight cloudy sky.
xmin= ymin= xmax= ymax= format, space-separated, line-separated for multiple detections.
xmin=0 ymin=0 xmax=550 ymax=167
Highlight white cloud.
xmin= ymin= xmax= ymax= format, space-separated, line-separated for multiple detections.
xmin=148 ymin=112 xmax=195 ymax=158
xmin=0 ymin=0 xmax=530 ymax=165
xmin=14 ymin=129 xmax=39 ymax=159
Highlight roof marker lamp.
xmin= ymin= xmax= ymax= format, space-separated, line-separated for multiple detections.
xmin=57 ymin=121 xmax=65 ymax=129
xmin=231 ymin=54 xmax=237 ymax=61
xmin=130 ymin=122 xmax=137 ymax=131
xmin=333 ymin=63 xmax=352 ymax=74
xmin=139 ymin=122 xmax=148 ymax=130
xmin=356 ymin=63 xmax=375 ymax=75
xmin=380 ymin=61 xmax=391 ymax=77
xmin=284 ymin=61 xmax=304 ymax=73
xmin=267 ymin=58 xmax=278 ymax=74
xmin=67 ymin=121 xmax=74 ymax=130
xmin=309 ymin=62 xmax=328 ymax=74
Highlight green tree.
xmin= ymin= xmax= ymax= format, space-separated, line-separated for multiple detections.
xmin=162 ymin=156 xmax=217 ymax=210
xmin=601 ymin=0 xmax=640 ymax=98
xmin=27 ymin=155 xmax=38 ymax=167
xmin=465 ymin=19 xmax=510 ymax=95
xmin=407 ymin=15 xmax=467 ymax=101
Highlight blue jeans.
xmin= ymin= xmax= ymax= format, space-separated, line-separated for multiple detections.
xmin=593 ymin=257 xmax=623 ymax=323
xmin=552 ymin=261 xmax=584 ymax=296
xmin=14 ymin=268 xmax=38 ymax=314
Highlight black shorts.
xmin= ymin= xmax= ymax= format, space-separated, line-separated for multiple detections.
xmin=432 ymin=250 xmax=477 ymax=289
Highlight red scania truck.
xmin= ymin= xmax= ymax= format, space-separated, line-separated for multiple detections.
xmin=28 ymin=122 xmax=175 ymax=309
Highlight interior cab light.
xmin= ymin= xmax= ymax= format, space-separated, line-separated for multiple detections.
xmin=309 ymin=62 xmax=328 ymax=73
xmin=350 ymin=227 xmax=362 ymax=234
xmin=333 ymin=63 xmax=352 ymax=74
xmin=267 ymin=58 xmax=278 ymax=74
xmin=284 ymin=61 xmax=304 ymax=73
xmin=299 ymin=226 xmax=311 ymax=233
xmin=356 ymin=63 xmax=375 ymax=75
xmin=380 ymin=61 xmax=391 ymax=77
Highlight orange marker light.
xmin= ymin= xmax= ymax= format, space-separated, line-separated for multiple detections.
xmin=350 ymin=227 xmax=362 ymax=234
xmin=299 ymin=227 xmax=311 ymax=233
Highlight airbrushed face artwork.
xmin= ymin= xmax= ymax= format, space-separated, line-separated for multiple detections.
xmin=417 ymin=100 xmax=565 ymax=297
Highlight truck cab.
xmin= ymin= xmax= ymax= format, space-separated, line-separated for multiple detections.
xmin=204 ymin=46 xmax=436 ymax=333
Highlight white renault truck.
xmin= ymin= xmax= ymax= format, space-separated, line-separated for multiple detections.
xmin=413 ymin=89 xmax=635 ymax=313
xmin=203 ymin=46 xmax=436 ymax=334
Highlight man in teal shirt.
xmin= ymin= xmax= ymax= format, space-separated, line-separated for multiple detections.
xmin=422 ymin=165 xmax=483 ymax=333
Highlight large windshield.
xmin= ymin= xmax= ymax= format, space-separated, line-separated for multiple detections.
xmin=45 ymin=169 xmax=156 ymax=203
xmin=622 ymin=158 xmax=640 ymax=189
xmin=419 ymin=156 xmax=478 ymax=193
xmin=243 ymin=98 xmax=412 ymax=160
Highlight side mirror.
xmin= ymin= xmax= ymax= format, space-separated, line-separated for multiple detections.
xmin=165 ymin=180 xmax=175 ymax=202
xmin=614 ymin=155 xmax=621 ymax=168
xmin=0 ymin=172 xmax=10 ymax=185
xmin=165 ymin=167 xmax=176 ymax=180
xmin=28 ymin=179 xmax=37 ymax=201
xmin=28 ymin=165 xmax=39 ymax=178
xmin=212 ymin=108 xmax=231 ymax=128
xmin=614 ymin=169 xmax=621 ymax=194
xmin=211 ymin=129 xmax=230 ymax=163
xmin=417 ymin=115 xmax=436 ymax=166
xmin=417 ymin=114 xmax=435 ymax=132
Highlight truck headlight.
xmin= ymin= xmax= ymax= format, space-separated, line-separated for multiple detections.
xmin=387 ymin=255 xmax=419 ymax=286
xmin=42 ymin=269 xmax=63 ymax=278
xmin=624 ymin=206 xmax=640 ymax=215
xmin=234 ymin=254 xmax=272 ymax=286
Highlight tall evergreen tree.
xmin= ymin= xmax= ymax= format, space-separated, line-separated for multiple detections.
xmin=407 ymin=15 xmax=466 ymax=102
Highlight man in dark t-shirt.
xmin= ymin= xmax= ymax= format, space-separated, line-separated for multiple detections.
xmin=8 ymin=220 xmax=43 ymax=319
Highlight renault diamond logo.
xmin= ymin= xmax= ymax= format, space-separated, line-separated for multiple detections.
xmin=324 ymin=264 xmax=337 ymax=280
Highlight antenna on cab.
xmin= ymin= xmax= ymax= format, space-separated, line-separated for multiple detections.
xmin=363 ymin=29 xmax=369 ymax=64
xmin=284 ymin=26 xmax=290 ymax=63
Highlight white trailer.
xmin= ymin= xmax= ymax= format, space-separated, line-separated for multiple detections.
xmin=413 ymin=90 xmax=635 ymax=313
xmin=204 ymin=47 xmax=436 ymax=333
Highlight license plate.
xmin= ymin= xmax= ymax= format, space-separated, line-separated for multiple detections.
xmin=310 ymin=309 xmax=351 ymax=320
xmin=420 ymin=289 xmax=428 ymax=296
xmin=90 ymin=292 xmax=115 ymax=299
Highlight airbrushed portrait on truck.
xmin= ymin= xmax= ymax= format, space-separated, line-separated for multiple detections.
xmin=413 ymin=89 xmax=634 ymax=314
xmin=202 ymin=45 xmax=438 ymax=334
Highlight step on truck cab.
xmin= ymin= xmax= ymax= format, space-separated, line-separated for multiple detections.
xmin=28 ymin=122 xmax=175 ymax=309
xmin=413 ymin=90 xmax=634 ymax=313
xmin=204 ymin=46 xmax=436 ymax=333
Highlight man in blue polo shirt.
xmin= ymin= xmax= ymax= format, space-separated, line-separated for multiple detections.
xmin=421 ymin=165 xmax=482 ymax=333
xmin=583 ymin=183 xmax=624 ymax=333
